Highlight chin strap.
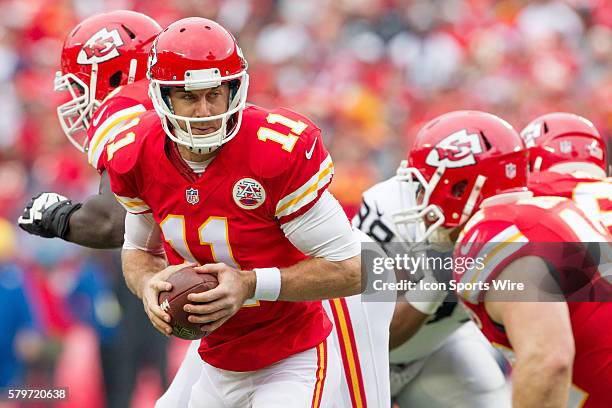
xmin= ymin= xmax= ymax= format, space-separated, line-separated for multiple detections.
xmin=187 ymin=145 xmax=219 ymax=155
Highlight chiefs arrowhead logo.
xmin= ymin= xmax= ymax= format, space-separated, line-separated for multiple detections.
xmin=425 ymin=130 xmax=484 ymax=168
xmin=77 ymin=28 xmax=124 ymax=64
xmin=520 ymin=121 xmax=543 ymax=148
xmin=147 ymin=38 xmax=159 ymax=79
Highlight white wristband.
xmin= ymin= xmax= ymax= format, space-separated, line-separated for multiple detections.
xmin=253 ymin=267 xmax=282 ymax=301
xmin=404 ymin=275 xmax=448 ymax=315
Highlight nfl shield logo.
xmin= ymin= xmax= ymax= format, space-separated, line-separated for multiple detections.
xmin=559 ymin=140 xmax=572 ymax=154
xmin=505 ymin=163 xmax=517 ymax=179
xmin=186 ymin=188 xmax=199 ymax=205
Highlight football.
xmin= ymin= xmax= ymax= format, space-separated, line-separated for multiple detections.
xmin=158 ymin=266 xmax=219 ymax=340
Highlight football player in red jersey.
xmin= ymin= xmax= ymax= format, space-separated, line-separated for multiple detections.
xmin=399 ymin=110 xmax=612 ymax=407
xmin=18 ymin=10 xmax=161 ymax=247
xmin=521 ymin=112 xmax=612 ymax=234
xmin=106 ymin=17 xmax=361 ymax=407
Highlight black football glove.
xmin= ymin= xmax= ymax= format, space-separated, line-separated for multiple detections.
xmin=18 ymin=192 xmax=82 ymax=239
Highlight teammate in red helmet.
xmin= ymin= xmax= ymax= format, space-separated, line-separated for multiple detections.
xmin=19 ymin=11 xmax=161 ymax=247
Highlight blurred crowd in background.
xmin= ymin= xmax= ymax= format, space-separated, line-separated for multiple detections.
xmin=1 ymin=0 xmax=611 ymax=407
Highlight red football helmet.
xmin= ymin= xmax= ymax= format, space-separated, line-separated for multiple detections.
xmin=394 ymin=111 xmax=529 ymax=242
xmin=147 ymin=17 xmax=249 ymax=153
xmin=520 ymin=112 xmax=607 ymax=178
xmin=55 ymin=10 xmax=161 ymax=151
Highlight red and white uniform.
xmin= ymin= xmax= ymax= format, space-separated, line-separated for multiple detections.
xmin=529 ymin=170 xmax=612 ymax=234
xmin=453 ymin=194 xmax=612 ymax=408
xmin=156 ymin=231 xmax=393 ymax=408
xmin=86 ymin=79 xmax=151 ymax=173
xmin=107 ymin=106 xmax=334 ymax=372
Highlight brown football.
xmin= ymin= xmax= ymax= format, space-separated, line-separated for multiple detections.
xmin=158 ymin=266 xmax=218 ymax=340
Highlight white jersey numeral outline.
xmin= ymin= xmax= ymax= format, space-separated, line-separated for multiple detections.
xmin=160 ymin=214 xmax=259 ymax=307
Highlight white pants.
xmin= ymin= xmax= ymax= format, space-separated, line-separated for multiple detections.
xmin=323 ymin=297 xmax=394 ymax=408
xmin=157 ymin=296 xmax=394 ymax=408
xmin=156 ymin=341 xmax=201 ymax=408
xmin=394 ymin=323 xmax=511 ymax=408
xmin=186 ymin=335 xmax=341 ymax=408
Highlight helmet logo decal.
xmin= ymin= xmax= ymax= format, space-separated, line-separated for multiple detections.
xmin=147 ymin=38 xmax=158 ymax=78
xmin=587 ymin=142 xmax=603 ymax=160
xmin=236 ymin=45 xmax=247 ymax=68
xmin=559 ymin=140 xmax=572 ymax=154
xmin=77 ymin=28 xmax=124 ymax=64
xmin=505 ymin=163 xmax=517 ymax=179
xmin=426 ymin=130 xmax=483 ymax=168
xmin=520 ymin=121 xmax=542 ymax=148
xmin=233 ymin=178 xmax=266 ymax=210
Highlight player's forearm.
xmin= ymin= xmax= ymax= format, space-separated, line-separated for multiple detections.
xmin=66 ymin=171 xmax=126 ymax=248
xmin=512 ymin=353 xmax=572 ymax=408
xmin=67 ymin=195 xmax=125 ymax=248
xmin=276 ymin=255 xmax=361 ymax=301
xmin=389 ymin=302 xmax=428 ymax=349
xmin=121 ymin=248 xmax=167 ymax=299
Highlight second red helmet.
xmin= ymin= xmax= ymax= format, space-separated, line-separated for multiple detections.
xmin=520 ymin=112 xmax=607 ymax=178
xmin=55 ymin=10 xmax=161 ymax=151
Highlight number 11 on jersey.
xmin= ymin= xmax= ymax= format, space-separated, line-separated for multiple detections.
xmin=160 ymin=215 xmax=259 ymax=306
xmin=160 ymin=215 xmax=240 ymax=269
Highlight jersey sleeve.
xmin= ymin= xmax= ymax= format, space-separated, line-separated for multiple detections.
xmin=86 ymin=89 xmax=148 ymax=173
xmin=262 ymin=110 xmax=334 ymax=224
xmin=454 ymin=199 xmax=610 ymax=304
xmin=453 ymin=216 xmax=529 ymax=303
xmin=104 ymin=113 xmax=156 ymax=215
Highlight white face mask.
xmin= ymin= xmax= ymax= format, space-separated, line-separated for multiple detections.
xmin=54 ymin=66 xmax=100 ymax=152
xmin=149 ymin=69 xmax=249 ymax=153
xmin=392 ymin=160 xmax=446 ymax=244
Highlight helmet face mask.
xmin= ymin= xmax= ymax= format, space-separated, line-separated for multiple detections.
xmin=54 ymin=68 xmax=100 ymax=152
xmin=147 ymin=18 xmax=249 ymax=154
xmin=395 ymin=111 xmax=528 ymax=243
xmin=55 ymin=10 xmax=161 ymax=152
xmin=393 ymin=161 xmax=445 ymax=244
xmin=149 ymin=69 xmax=249 ymax=154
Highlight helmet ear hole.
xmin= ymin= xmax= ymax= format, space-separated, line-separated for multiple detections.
xmin=109 ymin=70 xmax=123 ymax=88
xmin=452 ymin=180 xmax=468 ymax=198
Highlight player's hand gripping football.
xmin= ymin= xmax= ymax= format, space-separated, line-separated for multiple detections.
xmin=184 ymin=263 xmax=256 ymax=334
xmin=142 ymin=262 xmax=196 ymax=336
xmin=18 ymin=192 xmax=82 ymax=238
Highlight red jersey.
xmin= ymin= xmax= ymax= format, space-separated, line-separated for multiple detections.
xmin=453 ymin=194 xmax=612 ymax=407
xmin=106 ymin=106 xmax=334 ymax=371
xmin=86 ymin=79 xmax=152 ymax=173
xmin=529 ymin=170 xmax=612 ymax=234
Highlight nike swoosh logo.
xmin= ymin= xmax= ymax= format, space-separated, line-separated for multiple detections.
xmin=305 ymin=138 xmax=317 ymax=160
xmin=92 ymin=105 xmax=108 ymax=127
